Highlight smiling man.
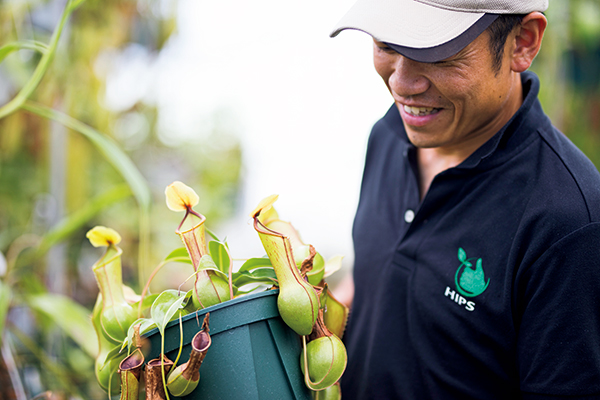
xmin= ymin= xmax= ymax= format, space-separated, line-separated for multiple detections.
xmin=330 ymin=1 xmax=600 ymax=399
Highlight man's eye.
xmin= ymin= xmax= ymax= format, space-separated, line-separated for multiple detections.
xmin=430 ymin=59 xmax=455 ymax=66
xmin=377 ymin=45 xmax=395 ymax=53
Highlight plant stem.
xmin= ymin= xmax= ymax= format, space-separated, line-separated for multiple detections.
xmin=172 ymin=312 xmax=184 ymax=368
xmin=161 ymin=336 xmax=171 ymax=400
xmin=0 ymin=0 xmax=72 ymax=119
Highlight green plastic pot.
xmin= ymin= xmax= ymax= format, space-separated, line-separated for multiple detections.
xmin=144 ymin=289 xmax=312 ymax=400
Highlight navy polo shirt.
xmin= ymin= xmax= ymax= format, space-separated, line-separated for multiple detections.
xmin=342 ymin=72 xmax=600 ymax=399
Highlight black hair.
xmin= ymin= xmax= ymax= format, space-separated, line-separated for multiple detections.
xmin=487 ymin=14 xmax=525 ymax=74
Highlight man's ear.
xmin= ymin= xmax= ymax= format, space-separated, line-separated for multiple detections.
xmin=510 ymin=12 xmax=547 ymax=73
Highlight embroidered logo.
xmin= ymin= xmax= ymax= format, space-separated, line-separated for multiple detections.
xmin=455 ymin=247 xmax=489 ymax=297
xmin=444 ymin=247 xmax=489 ymax=312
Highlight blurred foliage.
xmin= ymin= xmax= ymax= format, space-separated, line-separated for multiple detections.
xmin=532 ymin=0 xmax=600 ymax=166
xmin=0 ymin=0 xmax=242 ymax=398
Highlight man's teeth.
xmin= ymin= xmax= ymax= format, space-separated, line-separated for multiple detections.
xmin=403 ymin=105 xmax=439 ymax=116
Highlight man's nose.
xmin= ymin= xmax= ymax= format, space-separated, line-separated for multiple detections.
xmin=388 ymin=55 xmax=430 ymax=98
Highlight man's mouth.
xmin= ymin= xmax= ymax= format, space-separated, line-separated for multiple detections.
xmin=403 ymin=105 xmax=441 ymax=117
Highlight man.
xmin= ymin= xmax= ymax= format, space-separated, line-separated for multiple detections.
xmin=330 ymin=1 xmax=600 ymax=398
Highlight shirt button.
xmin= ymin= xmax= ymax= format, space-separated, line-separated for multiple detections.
xmin=404 ymin=209 xmax=415 ymax=223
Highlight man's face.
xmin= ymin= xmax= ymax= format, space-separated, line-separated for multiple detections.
xmin=373 ymin=31 xmax=521 ymax=153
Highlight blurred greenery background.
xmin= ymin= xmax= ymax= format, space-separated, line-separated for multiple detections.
xmin=0 ymin=0 xmax=598 ymax=398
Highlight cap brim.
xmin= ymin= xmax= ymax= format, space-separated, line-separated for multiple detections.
xmin=385 ymin=14 xmax=499 ymax=62
xmin=330 ymin=0 xmax=493 ymax=62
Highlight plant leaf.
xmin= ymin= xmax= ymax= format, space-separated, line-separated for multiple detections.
xmin=105 ymin=343 xmax=125 ymax=362
xmin=123 ymin=317 xmax=157 ymax=351
xmin=458 ymin=247 xmax=467 ymax=263
xmin=233 ymin=268 xmax=277 ymax=288
xmin=237 ymin=257 xmax=272 ymax=273
xmin=0 ymin=40 xmax=48 ymax=64
xmin=208 ymin=241 xmax=230 ymax=274
xmin=164 ymin=247 xmax=192 ymax=264
xmin=197 ymin=254 xmax=218 ymax=271
xmin=150 ymin=290 xmax=191 ymax=335
xmin=67 ymin=0 xmax=87 ymax=12
xmin=21 ymin=102 xmax=151 ymax=209
xmin=28 ymin=293 xmax=98 ymax=358
xmin=132 ymin=293 xmax=159 ymax=313
xmin=0 ymin=0 xmax=72 ymax=119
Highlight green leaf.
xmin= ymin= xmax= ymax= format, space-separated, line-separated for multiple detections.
xmin=135 ymin=293 xmax=159 ymax=313
xmin=458 ymin=247 xmax=467 ymax=263
xmin=105 ymin=343 xmax=126 ymax=363
xmin=0 ymin=281 xmax=11 ymax=341
xmin=67 ymin=0 xmax=87 ymax=12
xmin=0 ymin=41 xmax=48 ymax=64
xmin=233 ymin=268 xmax=277 ymax=288
xmin=198 ymin=262 xmax=231 ymax=284
xmin=209 ymin=241 xmax=230 ymax=274
xmin=150 ymin=290 xmax=191 ymax=335
xmin=164 ymin=247 xmax=192 ymax=264
xmin=27 ymin=293 xmax=98 ymax=358
xmin=198 ymin=254 xmax=218 ymax=271
xmin=237 ymin=257 xmax=272 ymax=273
xmin=21 ymin=103 xmax=151 ymax=209
xmin=0 ymin=0 xmax=73 ymax=119
xmin=123 ymin=317 xmax=157 ymax=351
xmin=234 ymin=286 xmax=269 ymax=296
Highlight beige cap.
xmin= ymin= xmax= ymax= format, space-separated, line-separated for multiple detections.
xmin=330 ymin=0 xmax=548 ymax=62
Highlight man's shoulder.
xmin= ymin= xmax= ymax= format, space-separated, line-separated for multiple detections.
xmin=535 ymin=124 xmax=600 ymax=222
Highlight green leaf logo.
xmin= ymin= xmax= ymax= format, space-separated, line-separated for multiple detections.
xmin=454 ymin=248 xmax=489 ymax=297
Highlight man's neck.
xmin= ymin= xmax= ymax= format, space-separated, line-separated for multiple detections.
xmin=416 ymin=148 xmax=464 ymax=199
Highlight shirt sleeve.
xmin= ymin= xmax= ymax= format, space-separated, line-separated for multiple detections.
xmin=517 ymin=222 xmax=600 ymax=397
